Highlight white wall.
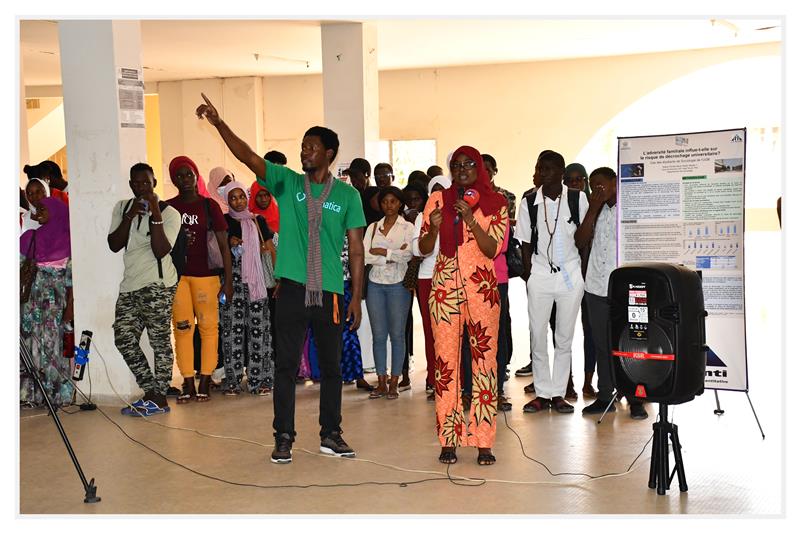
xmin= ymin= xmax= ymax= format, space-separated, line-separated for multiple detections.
xmin=258 ymin=42 xmax=780 ymax=197
xmin=156 ymin=77 xmax=263 ymax=198
xmin=27 ymin=102 xmax=66 ymax=164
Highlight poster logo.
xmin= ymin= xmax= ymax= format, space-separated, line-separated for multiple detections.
xmin=730 ymin=133 xmax=743 ymax=143
xmin=705 ymin=347 xmax=728 ymax=379
xmin=675 ymin=136 xmax=689 ymax=146
xmin=620 ymin=140 xmax=630 ymax=150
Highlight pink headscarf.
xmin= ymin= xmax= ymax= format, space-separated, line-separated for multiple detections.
xmin=208 ymin=166 xmax=231 ymax=213
xmin=222 ymin=181 xmax=267 ymax=302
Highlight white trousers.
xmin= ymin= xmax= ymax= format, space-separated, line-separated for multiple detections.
xmin=358 ymin=299 xmax=375 ymax=371
xmin=527 ymin=271 xmax=584 ymax=399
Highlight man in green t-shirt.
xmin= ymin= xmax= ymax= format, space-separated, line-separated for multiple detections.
xmin=197 ymin=93 xmax=366 ymax=465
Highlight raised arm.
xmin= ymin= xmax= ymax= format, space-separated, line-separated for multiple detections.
xmin=196 ymin=93 xmax=266 ymax=179
xmin=575 ymin=186 xmax=609 ymax=250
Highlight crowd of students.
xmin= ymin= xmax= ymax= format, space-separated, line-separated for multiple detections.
xmin=19 ymin=94 xmax=648 ymax=466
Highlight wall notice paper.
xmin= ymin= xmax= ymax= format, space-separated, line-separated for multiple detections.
xmin=617 ymin=129 xmax=747 ymax=391
xmin=118 ymin=67 xmax=145 ymax=128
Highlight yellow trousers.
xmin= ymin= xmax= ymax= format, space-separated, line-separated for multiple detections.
xmin=172 ymin=275 xmax=221 ymax=377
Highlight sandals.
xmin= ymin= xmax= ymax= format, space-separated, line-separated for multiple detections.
xmin=438 ymin=447 xmax=458 ymax=464
xmin=223 ymin=387 xmax=240 ymax=396
xmin=522 ymin=397 xmax=550 ymax=413
xmin=369 ymin=376 xmax=388 ymax=399
xmin=551 ymin=396 xmax=575 ymax=414
xmin=195 ymin=374 xmax=212 ymax=403
xmin=177 ymin=378 xmax=196 ymax=404
xmin=497 ymin=395 xmax=512 ymax=411
xmin=477 ymin=448 xmax=496 ymax=466
xmin=255 ymin=385 xmax=271 ymax=396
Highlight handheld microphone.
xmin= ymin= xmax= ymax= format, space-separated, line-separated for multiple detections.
xmin=454 ymin=188 xmax=465 ymax=224
xmin=463 ymin=189 xmax=480 ymax=208
xmin=455 ymin=188 xmax=480 ymax=224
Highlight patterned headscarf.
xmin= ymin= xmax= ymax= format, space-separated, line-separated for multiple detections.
xmin=222 ymin=181 xmax=268 ymax=302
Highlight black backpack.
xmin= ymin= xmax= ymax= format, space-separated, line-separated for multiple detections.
xmin=123 ymin=199 xmax=188 ymax=279
xmin=506 ymin=236 xmax=524 ymax=278
xmin=525 ymin=188 xmax=582 ymax=256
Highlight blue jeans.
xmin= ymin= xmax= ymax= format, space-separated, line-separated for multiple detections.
xmin=366 ymin=280 xmax=411 ymax=376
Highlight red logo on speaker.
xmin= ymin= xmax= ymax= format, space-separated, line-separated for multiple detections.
xmin=635 ymin=385 xmax=647 ymax=398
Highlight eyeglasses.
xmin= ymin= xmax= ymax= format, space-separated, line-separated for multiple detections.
xmin=450 ymin=160 xmax=477 ymax=171
xmin=375 ymin=173 xmax=394 ymax=179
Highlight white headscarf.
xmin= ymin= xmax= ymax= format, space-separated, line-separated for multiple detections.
xmin=427 ymin=174 xmax=451 ymax=195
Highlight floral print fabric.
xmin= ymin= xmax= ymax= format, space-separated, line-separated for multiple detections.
xmin=421 ymin=191 xmax=508 ymax=448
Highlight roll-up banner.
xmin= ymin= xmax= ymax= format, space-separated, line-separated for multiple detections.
xmin=617 ymin=129 xmax=747 ymax=392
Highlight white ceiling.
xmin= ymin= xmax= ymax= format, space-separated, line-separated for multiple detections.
xmin=20 ymin=18 xmax=781 ymax=87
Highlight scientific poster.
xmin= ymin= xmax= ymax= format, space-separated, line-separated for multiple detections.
xmin=617 ymin=129 xmax=747 ymax=391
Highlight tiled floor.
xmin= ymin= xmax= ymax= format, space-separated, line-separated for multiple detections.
xmin=19 ymin=233 xmax=783 ymax=515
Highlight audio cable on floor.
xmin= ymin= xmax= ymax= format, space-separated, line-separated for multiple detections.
xmin=22 ymin=334 xmax=653 ymax=489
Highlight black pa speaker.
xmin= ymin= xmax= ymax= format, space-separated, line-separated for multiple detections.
xmin=608 ymin=262 xmax=708 ymax=405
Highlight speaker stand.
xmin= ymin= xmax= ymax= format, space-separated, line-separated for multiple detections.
xmin=648 ymin=402 xmax=688 ymax=495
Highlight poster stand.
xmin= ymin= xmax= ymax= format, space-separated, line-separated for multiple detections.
xmin=713 ymin=390 xmax=765 ymax=439
xmin=615 ymin=128 xmax=764 ymax=438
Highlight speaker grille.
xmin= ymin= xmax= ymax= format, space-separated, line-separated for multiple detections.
xmin=618 ymin=323 xmax=674 ymax=389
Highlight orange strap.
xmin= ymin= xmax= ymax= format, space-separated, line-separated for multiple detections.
xmin=333 ymin=293 xmax=340 ymax=325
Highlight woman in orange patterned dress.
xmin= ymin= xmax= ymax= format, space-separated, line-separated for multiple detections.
xmin=418 ymin=145 xmax=508 ymax=466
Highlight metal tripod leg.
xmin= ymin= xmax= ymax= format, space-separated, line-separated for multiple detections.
xmin=714 ymin=390 xmax=725 ymax=415
xmin=669 ymin=423 xmax=688 ymax=492
xmin=746 ymin=392 xmax=766 ymax=440
xmin=658 ymin=412 xmax=670 ymax=495
xmin=20 ymin=338 xmax=100 ymax=503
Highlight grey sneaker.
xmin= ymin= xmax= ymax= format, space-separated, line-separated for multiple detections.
xmin=320 ymin=431 xmax=356 ymax=458
xmin=270 ymin=433 xmax=293 ymax=464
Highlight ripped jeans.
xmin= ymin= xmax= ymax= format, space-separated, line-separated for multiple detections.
xmin=172 ymin=275 xmax=221 ymax=377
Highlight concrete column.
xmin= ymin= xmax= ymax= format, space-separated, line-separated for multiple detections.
xmin=59 ymin=20 xmax=148 ymax=403
xmin=321 ymin=22 xmax=380 ymax=174
xmin=20 ymin=49 xmax=29 ymax=187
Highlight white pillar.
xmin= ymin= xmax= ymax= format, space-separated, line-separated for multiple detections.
xmin=20 ymin=49 xmax=30 ymax=187
xmin=321 ymin=22 xmax=381 ymax=174
xmin=59 ymin=20 xmax=148 ymax=404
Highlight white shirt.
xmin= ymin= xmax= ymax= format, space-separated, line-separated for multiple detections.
xmin=412 ymin=212 xmax=439 ymax=279
xmin=109 ymin=199 xmax=182 ymax=292
xmin=364 ymin=216 xmax=415 ymax=284
xmin=584 ymin=202 xmax=617 ymax=297
xmin=515 ymin=184 xmax=589 ymax=287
